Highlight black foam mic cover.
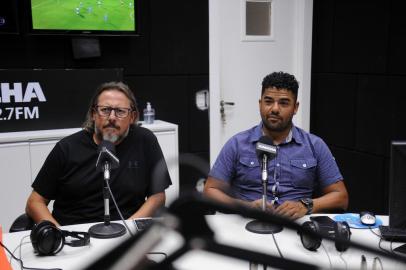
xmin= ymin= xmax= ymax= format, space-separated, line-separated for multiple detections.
xmin=96 ymin=140 xmax=119 ymax=171
xmin=98 ymin=140 xmax=116 ymax=155
xmin=256 ymin=136 xmax=277 ymax=160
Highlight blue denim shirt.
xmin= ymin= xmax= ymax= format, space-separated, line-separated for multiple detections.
xmin=208 ymin=123 xmax=343 ymax=204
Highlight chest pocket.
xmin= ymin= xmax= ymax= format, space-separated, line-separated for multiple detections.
xmin=289 ymin=158 xmax=317 ymax=188
xmin=236 ymin=156 xmax=261 ymax=184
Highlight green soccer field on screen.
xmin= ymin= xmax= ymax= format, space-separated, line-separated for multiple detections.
xmin=31 ymin=0 xmax=136 ymax=31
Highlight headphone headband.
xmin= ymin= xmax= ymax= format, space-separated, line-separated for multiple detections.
xmin=62 ymin=230 xmax=90 ymax=247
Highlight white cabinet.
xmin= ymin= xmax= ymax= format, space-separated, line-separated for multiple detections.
xmin=141 ymin=120 xmax=179 ymax=205
xmin=0 ymin=142 xmax=32 ymax=234
xmin=0 ymin=120 xmax=179 ymax=232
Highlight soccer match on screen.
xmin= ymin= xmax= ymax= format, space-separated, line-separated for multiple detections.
xmin=31 ymin=0 xmax=136 ymax=31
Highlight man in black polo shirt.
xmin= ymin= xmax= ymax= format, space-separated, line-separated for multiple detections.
xmin=25 ymin=82 xmax=171 ymax=226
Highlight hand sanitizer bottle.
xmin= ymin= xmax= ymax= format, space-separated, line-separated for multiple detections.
xmin=143 ymin=102 xmax=155 ymax=124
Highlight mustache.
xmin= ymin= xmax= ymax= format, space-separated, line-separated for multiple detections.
xmin=268 ymin=114 xmax=281 ymax=119
xmin=103 ymin=123 xmax=119 ymax=129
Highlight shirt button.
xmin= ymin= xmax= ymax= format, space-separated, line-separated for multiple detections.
xmin=277 ymin=163 xmax=280 ymax=167
xmin=250 ymin=161 xmax=254 ymax=165
xmin=302 ymin=163 xmax=307 ymax=168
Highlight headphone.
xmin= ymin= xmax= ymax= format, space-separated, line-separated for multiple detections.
xmin=30 ymin=220 xmax=90 ymax=256
xmin=298 ymin=220 xmax=351 ymax=252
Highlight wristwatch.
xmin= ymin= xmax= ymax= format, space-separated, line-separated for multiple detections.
xmin=300 ymin=198 xmax=313 ymax=215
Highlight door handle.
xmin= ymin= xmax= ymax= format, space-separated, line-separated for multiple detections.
xmin=220 ymin=100 xmax=235 ymax=123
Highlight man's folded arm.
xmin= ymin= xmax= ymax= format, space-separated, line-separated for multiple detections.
xmin=313 ymin=180 xmax=349 ymax=213
xmin=26 ymin=190 xmax=60 ymax=226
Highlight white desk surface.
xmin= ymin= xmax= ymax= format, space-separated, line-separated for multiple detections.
xmin=2 ymin=214 xmax=406 ymax=270
xmin=0 ymin=120 xmax=177 ymax=144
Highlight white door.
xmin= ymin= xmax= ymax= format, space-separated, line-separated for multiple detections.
xmin=209 ymin=0 xmax=314 ymax=164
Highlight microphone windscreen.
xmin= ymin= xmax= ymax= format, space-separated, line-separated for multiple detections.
xmin=96 ymin=140 xmax=119 ymax=171
xmin=98 ymin=140 xmax=116 ymax=155
xmin=256 ymin=136 xmax=277 ymax=159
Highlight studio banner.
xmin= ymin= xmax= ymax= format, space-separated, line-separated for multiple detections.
xmin=0 ymin=69 xmax=122 ymax=133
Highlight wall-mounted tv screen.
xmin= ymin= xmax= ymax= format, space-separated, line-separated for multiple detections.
xmin=28 ymin=0 xmax=138 ymax=35
xmin=0 ymin=0 xmax=19 ymax=34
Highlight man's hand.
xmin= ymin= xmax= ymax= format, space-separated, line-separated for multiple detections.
xmin=274 ymin=200 xmax=307 ymax=220
xmin=249 ymin=199 xmax=275 ymax=212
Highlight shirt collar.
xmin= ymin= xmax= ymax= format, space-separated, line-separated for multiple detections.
xmin=250 ymin=122 xmax=303 ymax=145
xmin=249 ymin=122 xmax=264 ymax=143
xmin=290 ymin=125 xmax=303 ymax=145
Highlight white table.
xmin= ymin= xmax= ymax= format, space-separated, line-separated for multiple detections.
xmin=2 ymin=214 xmax=406 ymax=270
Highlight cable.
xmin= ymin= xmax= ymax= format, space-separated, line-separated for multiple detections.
xmin=9 ymin=235 xmax=30 ymax=266
xmin=338 ymin=252 xmax=348 ymax=270
xmin=368 ymin=226 xmax=391 ymax=255
xmin=320 ymin=243 xmax=333 ymax=269
xmin=369 ymin=226 xmax=383 ymax=238
xmin=270 ymin=232 xmax=284 ymax=259
xmin=18 ymin=236 xmax=30 ymax=265
xmin=370 ymin=226 xmax=406 ymax=258
xmin=0 ymin=241 xmax=61 ymax=270
xmin=105 ymin=177 xmax=135 ymax=237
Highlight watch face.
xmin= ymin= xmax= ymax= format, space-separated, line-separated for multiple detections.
xmin=301 ymin=199 xmax=310 ymax=206
xmin=301 ymin=198 xmax=313 ymax=214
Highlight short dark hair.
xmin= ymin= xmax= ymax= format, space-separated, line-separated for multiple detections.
xmin=261 ymin=71 xmax=299 ymax=100
xmin=82 ymin=81 xmax=138 ymax=132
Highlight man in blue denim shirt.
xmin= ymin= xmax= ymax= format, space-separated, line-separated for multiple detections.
xmin=204 ymin=72 xmax=348 ymax=219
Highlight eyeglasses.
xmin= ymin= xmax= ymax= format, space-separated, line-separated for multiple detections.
xmin=94 ymin=105 xmax=133 ymax=118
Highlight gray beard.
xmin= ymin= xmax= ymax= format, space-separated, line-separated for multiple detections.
xmin=94 ymin=126 xmax=130 ymax=144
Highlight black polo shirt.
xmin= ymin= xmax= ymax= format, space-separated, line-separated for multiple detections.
xmin=32 ymin=125 xmax=172 ymax=225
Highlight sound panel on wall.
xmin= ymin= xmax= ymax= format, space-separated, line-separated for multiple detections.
xmin=355 ymin=76 xmax=390 ymax=156
xmin=312 ymin=0 xmax=406 ymax=214
xmin=150 ymin=0 xmax=208 ymax=74
xmin=331 ymin=146 xmax=387 ymax=214
xmin=387 ymin=1 xmax=406 ymax=75
xmin=331 ymin=0 xmax=388 ymax=74
xmin=311 ymin=73 xmax=357 ymax=149
xmin=311 ymin=0 xmax=334 ymax=73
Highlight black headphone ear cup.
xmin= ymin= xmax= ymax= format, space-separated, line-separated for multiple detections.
xmin=31 ymin=221 xmax=64 ymax=256
xmin=299 ymin=221 xmax=322 ymax=251
xmin=31 ymin=221 xmax=53 ymax=253
xmin=334 ymin=221 xmax=351 ymax=252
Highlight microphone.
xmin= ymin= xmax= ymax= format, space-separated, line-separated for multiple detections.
xmin=256 ymin=136 xmax=277 ymax=210
xmin=246 ymin=136 xmax=282 ymax=234
xmin=256 ymin=136 xmax=277 ymax=160
xmin=96 ymin=140 xmax=119 ymax=179
xmin=89 ymin=140 xmax=126 ymax=239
